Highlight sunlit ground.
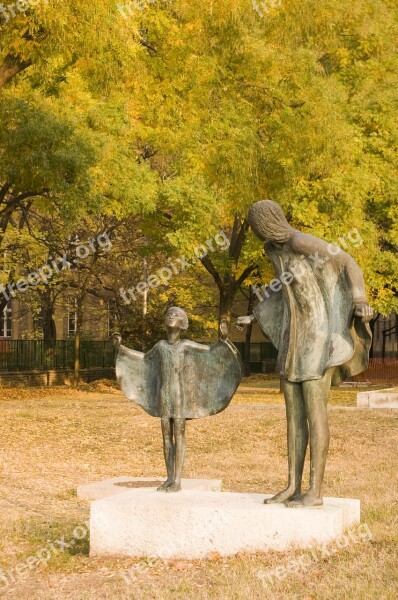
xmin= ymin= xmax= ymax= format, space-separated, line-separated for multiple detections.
xmin=0 ymin=381 xmax=397 ymax=599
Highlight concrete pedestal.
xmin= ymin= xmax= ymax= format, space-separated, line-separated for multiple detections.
xmin=78 ymin=477 xmax=222 ymax=500
xmin=357 ymin=389 xmax=398 ymax=408
xmin=89 ymin=489 xmax=360 ymax=559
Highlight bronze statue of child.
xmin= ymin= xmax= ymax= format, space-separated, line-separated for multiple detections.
xmin=114 ymin=307 xmax=241 ymax=492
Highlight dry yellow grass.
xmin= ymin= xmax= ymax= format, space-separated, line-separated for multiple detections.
xmin=0 ymin=383 xmax=397 ymax=599
xmin=236 ymin=375 xmax=385 ymax=407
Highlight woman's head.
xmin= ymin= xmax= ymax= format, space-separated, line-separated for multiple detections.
xmin=164 ymin=307 xmax=189 ymax=331
xmin=248 ymin=200 xmax=294 ymax=243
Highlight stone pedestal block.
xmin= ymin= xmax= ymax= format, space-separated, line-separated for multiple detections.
xmin=357 ymin=389 xmax=398 ymax=408
xmin=89 ymin=489 xmax=360 ymax=559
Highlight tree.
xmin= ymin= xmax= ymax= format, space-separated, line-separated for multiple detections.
xmin=0 ymin=1 xmax=160 ymax=315
xmin=132 ymin=0 xmax=398 ymax=320
xmin=2 ymin=0 xmax=398 ymax=340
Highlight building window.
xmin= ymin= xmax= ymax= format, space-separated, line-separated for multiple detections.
xmin=0 ymin=303 xmax=12 ymax=338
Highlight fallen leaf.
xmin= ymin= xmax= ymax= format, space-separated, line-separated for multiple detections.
xmin=207 ymin=552 xmax=221 ymax=561
xmin=172 ymin=561 xmax=190 ymax=572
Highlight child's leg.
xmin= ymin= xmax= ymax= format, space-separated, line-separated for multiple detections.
xmin=167 ymin=418 xmax=185 ymax=492
xmin=157 ymin=417 xmax=175 ymax=491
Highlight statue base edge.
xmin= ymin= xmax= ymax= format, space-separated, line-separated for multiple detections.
xmin=77 ymin=477 xmax=222 ymax=500
xmin=89 ymin=490 xmax=360 ymax=559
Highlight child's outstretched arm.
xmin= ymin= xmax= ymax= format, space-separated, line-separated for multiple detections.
xmin=183 ymin=340 xmax=211 ymax=352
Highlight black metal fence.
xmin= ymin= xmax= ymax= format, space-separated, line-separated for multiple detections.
xmin=234 ymin=342 xmax=278 ymax=373
xmin=235 ymin=342 xmax=398 ymax=383
xmin=351 ymin=358 xmax=398 ymax=384
xmin=0 ymin=340 xmax=277 ymax=373
xmin=0 ymin=340 xmax=397 ymax=383
xmin=0 ymin=340 xmax=115 ymax=371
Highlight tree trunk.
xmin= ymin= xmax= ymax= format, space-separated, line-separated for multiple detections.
xmin=73 ymin=304 xmax=83 ymax=388
xmin=369 ymin=314 xmax=378 ymax=359
xmin=142 ymin=258 xmax=148 ymax=351
xmin=219 ymin=289 xmax=234 ymax=327
xmin=0 ymin=297 xmax=7 ymax=315
xmin=396 ymin=313 xmax=398 ymax=359
xmin=243 ymin=287 xmax=254 ymax=377
xmin=38 ymin=296 xmax=57 ymax=368
xmin=37 ymin=288 xmax=57 ymax=340
xmin=200 ymin=216 xmax=257 ymax=330
xmin=41 ymin=307 xmax=56 ymax=340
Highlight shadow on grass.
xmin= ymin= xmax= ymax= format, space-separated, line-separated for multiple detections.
xmin=7 ymin=517 xmax=90 ymax=571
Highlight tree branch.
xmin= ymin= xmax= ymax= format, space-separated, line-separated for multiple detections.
xmin=233 ymin=263 xmax=258 ymax=291
xmin=200 ymin=254 xmax=223 ymax=290
xmin=0 ymin=189 xmax=49 ymax=218
xmin=0 ymin=53 xmax=32 ymax=91
xmin=229 ymin=214 xmax=241 ymax=259
xmin=0 ymin=182 xmax=11 ymax=203
xmin=230 ymin=218 xmax=249 ymax=263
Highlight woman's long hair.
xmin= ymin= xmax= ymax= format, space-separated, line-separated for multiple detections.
xmin=248 ymin=200 xmax=294 ymax=243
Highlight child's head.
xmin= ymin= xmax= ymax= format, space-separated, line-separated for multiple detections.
xmin=164 ymin=307 xmax=189 ymax=331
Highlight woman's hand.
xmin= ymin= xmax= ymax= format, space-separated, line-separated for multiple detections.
xmin=236 ymin=315 xmax=255 ymax=326
xmin=354 ymin=303 xmax=374 ymax=323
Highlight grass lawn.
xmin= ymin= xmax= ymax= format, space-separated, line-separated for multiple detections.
xmin=0 ymin=381 xmax=397 ymax=599
xmin=236 ymin=375 xmax=386 ymax=407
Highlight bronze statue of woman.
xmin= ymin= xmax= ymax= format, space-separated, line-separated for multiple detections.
xmin=238 ymin=200 xmax=373 ymax=507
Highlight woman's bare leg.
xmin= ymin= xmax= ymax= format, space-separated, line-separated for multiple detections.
xmin=285 ymin=370 xmax=332 ymax=507
xmin=265 ymin=378 xmax=308 ymax=504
